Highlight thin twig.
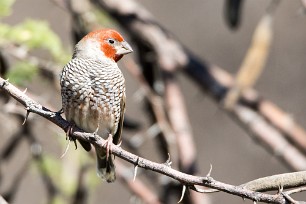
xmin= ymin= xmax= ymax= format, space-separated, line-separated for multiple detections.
xmin=285 ymin=186 xmax=306 ymax=195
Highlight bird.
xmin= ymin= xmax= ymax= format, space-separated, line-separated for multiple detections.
xmin=60 ymin=29 xmax=133 ymax=182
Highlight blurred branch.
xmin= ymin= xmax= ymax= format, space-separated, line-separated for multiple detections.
xmin=301 ymin=0 xmax=306 ymax=10
xmin=0 ymin=195 xmax=9 ymax=204
xmin=124 ymin=58 xmax=178 ymax=164
xmin=2 ymin=77 xmax=306 ymax=204
xmin=92 ymin=0 xmax=306 ymax=171
xmin=224 ymin=0 xmax=244 ymax=29
xmin=71 ymin=164 xmax=91 ymax=204
xmin=2 ymin=158 xmax=30 ymax=202
xmin=164 ymin=73 xmax=197 ymax=174
xmin=224 ymin=1 xmax=276 ymax=109
xmin=0 ymin=98 xmax=61 ymax=203
xmin=116 ymin=161 xmax=161 ymax=204
xmin=234 ymin=104 xmax=306 ymax=170
xmin=163 ymin=72 xmax=205 ymax=204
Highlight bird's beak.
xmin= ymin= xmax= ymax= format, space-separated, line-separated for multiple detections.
xmin=116 ymin=41 xmax=133 ymax=55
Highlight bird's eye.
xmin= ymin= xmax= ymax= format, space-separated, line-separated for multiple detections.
xmin=108 ymin=39 xmax=115 ymax=44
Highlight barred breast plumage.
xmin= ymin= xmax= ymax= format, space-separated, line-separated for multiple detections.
xmin=60 ymin=58 xmax=125 ymax=139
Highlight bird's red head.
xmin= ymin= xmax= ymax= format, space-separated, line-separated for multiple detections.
xmin=81 ymin=29 xmax=133 ymax=62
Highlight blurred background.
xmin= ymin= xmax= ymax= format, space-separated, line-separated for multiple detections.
xmin=1 ymin=0 xmax=306 ymax=203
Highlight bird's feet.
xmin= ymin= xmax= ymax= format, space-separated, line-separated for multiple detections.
xmin=102 ymin=134 xmax=113 ymax=161
xmin=56 ymin=108 xmax=64 ymax=115
xmin=61 ymin=122 xmax=78 ymax=158
xmin=66 ymin=122 xmax=78 ymax=150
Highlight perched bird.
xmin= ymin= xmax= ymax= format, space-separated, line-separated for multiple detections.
xmin=60 ymin=29 xmax=133 ymax=182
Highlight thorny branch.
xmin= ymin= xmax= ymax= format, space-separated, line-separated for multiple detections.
xmin=1 ymin=77 xmax=306 ymax=204
xmin=1 ymin=1 xmax=305 ymax=202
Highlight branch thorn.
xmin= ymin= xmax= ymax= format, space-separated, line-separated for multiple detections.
xmin=2 ymin=78 xmax=9 ymax=87
xmin=206 ymin=164 xmax=213 ymax=177
xmin=278 ymin=184 xmax=284 ymax=194
xmin=133 ymin=164 xmax=138 ymax=182
xmin=178 ymin=185 xmax=187 ymax=203
xmin=165 ymin=153 xmax=172 ymax=167
xmin=73 ymin=140 xmax=78 ymax=150
xmin=23 ymin=88 xmax=27 ymax=94
xmin=22 ymin=108 xmax=30 ymax=125
xmin=56 ymin=108 xmax=64 ymax=115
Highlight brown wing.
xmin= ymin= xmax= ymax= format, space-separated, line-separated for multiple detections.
xmin=113 ymin=93 xmax=125 ymax=145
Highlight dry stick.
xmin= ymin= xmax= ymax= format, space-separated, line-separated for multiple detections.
xmin=214 ymin=68 xmax=306 ymax=170
xmin=259 ymin=100 xmax=306 ymax=155
xmin=234 ymin=104 xmax=306 ymax=170
xmin=164 ymin=74 xmax=196 ymax=173
xmin=0 ymin=77 xmax=300 ymax=204
xmin=224 ymin=2 xmax=275 ymax=109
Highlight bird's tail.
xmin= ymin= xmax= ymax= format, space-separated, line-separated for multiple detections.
xmin=95 ymin=147 xmax=116 ymax=182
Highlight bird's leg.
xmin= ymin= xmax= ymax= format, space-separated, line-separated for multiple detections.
xmin=102 ymin=134 xmax=113 ymax=161
xmin=66 ymin=122 xmax=78 ymax=150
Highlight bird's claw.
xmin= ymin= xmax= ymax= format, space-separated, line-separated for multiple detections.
xmin=56 ymin=108 xmax=64 ymax=115
xmin=103 ymin=134 xmax=113 ymax=161
xmin=66 ymin=123 xmax=77 ymax=150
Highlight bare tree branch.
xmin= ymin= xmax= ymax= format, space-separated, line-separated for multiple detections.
xmin=241 ymin=171 xmax=306 ymax=192
xmin=1 ymin=76 xmax=304 ymax=204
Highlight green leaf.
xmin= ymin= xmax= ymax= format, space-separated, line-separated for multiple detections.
xmin=0 ymin=19 xmax=70 ymax=63
xmin=0 ymin=0 xmax=15 ymax=17
xmin=6 ymin=61 xmax=38 ymax=86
